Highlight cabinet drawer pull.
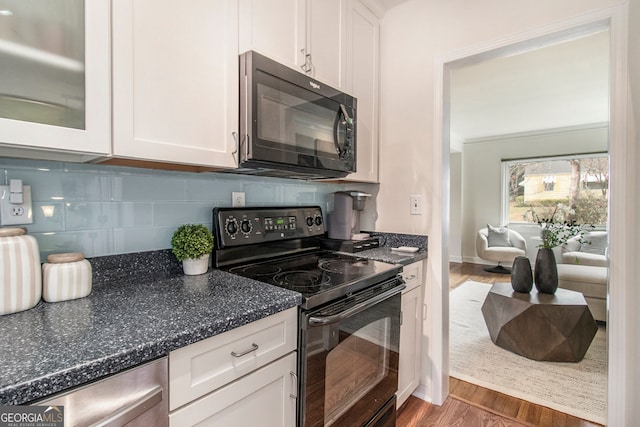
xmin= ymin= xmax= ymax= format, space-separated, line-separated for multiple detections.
xmin=231 ymin=343 xmax=259 ymax=358
xmin=289 ymin=371 xmax=298 ymax=399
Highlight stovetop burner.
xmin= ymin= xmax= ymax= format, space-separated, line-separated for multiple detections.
xmin=273 ymin=270 xmax=332 ymax=290
xmin=230 ymin=264 xmax=282 ymax=277
xmin=318 ymin=258 xmax=371 ymax=273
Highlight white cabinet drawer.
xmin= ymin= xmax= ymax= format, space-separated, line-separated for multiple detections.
xmin=401 ymin=261 xmax=423 ymax=293
xmin=169 ymin=352 xmax=297 ymax=427
xmin=169 ymin=307 xmax=297 ymax=410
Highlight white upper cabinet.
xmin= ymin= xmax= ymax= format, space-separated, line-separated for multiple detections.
xmin=239 ymin=0 xmax=306 ymax=75
xmin=344 ymin=0 xmax=379 ymax=182
xmin=306 ymin=0 xmax=347 ymax=89
xmin=239 ymin=0 xmax=346 ymax=90
xmin=111 ymin=0 xmax=238 ymax=168
xmin=0 ymin=0 xmax=110 ymax=156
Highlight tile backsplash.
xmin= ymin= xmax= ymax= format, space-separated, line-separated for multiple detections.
xmin=0 ymin=157 xmax=375 ymax=261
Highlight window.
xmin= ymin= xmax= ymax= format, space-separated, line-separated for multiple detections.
xmin=503 ymin=154 xmax=609 ymax=226
xmin=542 ymin=176 xmax=556 ymax=192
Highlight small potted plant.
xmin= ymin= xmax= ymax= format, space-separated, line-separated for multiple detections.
xmin=171 ymin=224 xmax=214 ymax=275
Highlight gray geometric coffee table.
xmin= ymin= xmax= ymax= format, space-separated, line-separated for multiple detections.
xmin=481 ymin=282 xmax=597 ymax=362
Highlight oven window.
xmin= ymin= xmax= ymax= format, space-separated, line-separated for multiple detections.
xmin=303 ymin=292 xmax=400 ymax=427
xmin=324 ymin=317 xmax=390 ymax=425
xmin=256 ymin=71 xmax=342 ymax=160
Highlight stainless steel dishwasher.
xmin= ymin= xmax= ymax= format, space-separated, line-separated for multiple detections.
xmin=34 ymin=357 xmax=168 ymax=427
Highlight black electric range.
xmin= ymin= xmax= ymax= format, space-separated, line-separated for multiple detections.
xmin=212 ymin=206 xmax=404 ymax=427
xmin=211 ymin=206 xmax=402 ymax=309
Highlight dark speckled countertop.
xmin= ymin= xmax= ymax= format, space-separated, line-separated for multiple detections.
xmin=0 ymin=254 xmax=300 ymax=405
xmin=354 ymin=231 xmax=427 ymax=265
xmin=353 ymin=247 xmax=427 ymax=265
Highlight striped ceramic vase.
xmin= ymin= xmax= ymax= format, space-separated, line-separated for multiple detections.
xmin=0 ymin=227 xmax=42 ymax=315
xmin=42 ymin=252 xmax=92 ymax=303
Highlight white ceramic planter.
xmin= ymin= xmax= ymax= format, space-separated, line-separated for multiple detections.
xmin=0 ymin=227 xmax=41 ymax=315
xmin=182 ymin=254 xmax=210 ymax=275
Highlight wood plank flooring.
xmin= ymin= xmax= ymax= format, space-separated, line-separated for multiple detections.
xmin=395 ymin=262 xmax=604 ymax=427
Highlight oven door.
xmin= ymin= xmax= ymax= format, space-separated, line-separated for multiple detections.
xmin=299 ymin=278 xmax=404 ymax=427
xmin=240 ymin=51 xmax=356 ymax=177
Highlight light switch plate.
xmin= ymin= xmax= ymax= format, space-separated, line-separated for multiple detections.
xmin=0 ymin=185 xmax=33 ymax=225
xmin=410 ymin=194 xmax=423 ymax=215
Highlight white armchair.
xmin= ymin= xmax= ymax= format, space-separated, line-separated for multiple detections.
xmin=476 ymin=227 xmax=527 ymax=274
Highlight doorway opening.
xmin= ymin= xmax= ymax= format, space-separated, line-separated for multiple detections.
xmin=444 ymin=23 xmax=610 ymax=426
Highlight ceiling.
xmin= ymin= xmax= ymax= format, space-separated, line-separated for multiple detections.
xmin=449 ymin=30 xmax=610 ymax=151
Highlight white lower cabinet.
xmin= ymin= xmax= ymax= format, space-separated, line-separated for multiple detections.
xmin=169 ymin=352 xmax=297 ymax=427
xmin=168 ymin=307 xmax=298 ymax=426
xmin=397 ymin=261 xmax=424 ymax=407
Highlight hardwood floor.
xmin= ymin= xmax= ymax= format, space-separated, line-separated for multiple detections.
xmin=449 ymin=261 xmax=507 ymax=289
xmin=397 ymin=379 xmax=602 ymax=426
xmin=394 ymin=262 xmax=604 ymax=427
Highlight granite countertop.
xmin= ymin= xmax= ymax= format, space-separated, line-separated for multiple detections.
xmin=355 ymin=231 xmax=428 ymax=266
xmin=0 ymin=267 xmax=301 ymax=405
xmin=354 ymin=246 xmax=427 ymax=265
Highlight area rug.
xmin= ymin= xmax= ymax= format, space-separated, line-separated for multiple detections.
xmin=449 ymin=281 xmax=607 ymax=425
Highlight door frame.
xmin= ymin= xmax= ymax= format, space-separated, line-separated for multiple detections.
xmin=431 ymin=5 xmax=629 ymax=424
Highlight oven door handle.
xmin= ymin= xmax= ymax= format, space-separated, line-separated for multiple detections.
xmin=308 ymin=283 xmax=406 ymax=326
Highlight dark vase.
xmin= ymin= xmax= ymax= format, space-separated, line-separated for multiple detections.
xmin=510 ymin=256 xmax=533 ymax=293
xmin=534 ymin=248 xmax=558 ymax=294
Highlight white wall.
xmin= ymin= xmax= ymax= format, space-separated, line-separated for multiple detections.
xmin=460 ymin=125 xmax=608 ymax=264
xmin=377 ymin=0 xmax=629 ymax=408
xmin=377 ymin=0 xmax=621 ymax=234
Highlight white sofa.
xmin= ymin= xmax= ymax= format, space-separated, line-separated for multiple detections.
xmin=558 ymin=231 xmax=608 ymax=322
xmin=561 ymin=231 xmax=607 ymax=267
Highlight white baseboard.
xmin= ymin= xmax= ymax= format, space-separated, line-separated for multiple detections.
xmin=457 ymin=256 xmax=514 ymax=267
xmin=411 ymin=384 xmax=430 ymax=403
xmin=449 ymin=255 xmax=462 ymax=263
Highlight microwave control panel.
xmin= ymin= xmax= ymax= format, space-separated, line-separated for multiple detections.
xmin=213 ymin=206 xmax=324 ymax=247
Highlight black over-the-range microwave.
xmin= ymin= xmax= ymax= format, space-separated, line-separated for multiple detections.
xmin=238 ymin=51 xmax=357 ymax=179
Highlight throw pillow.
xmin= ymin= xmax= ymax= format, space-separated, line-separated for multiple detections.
xmin=487 ymin=224 xmax=511 ymax=247
xmin=581 ymin=232 xmax=607 ymax=256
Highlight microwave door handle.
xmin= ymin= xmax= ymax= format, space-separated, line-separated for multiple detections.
xmin=333 ymin=108 xmax=344 ymax=158
xmin=333 ymin=104 xmax=353 ymax=159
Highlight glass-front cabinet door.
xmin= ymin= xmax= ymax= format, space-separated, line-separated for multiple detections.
xmin=0 ymin=0 xmax=110 ymax=155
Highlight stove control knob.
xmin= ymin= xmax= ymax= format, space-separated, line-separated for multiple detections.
xmin=225 ymin=218 xmax=238 ymax=236
xmin=305 ymin=216 xmax=314 ymax=227
xmin=240 ymin=219 xmax=252 ymax=234
xmin=314 ymin=215 xmax=323 ymax=227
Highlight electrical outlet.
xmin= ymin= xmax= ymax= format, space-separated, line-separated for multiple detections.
xmin=232 ymin=192 xmax=246 ymax=207
xmin=0 ymin=184 xmax=33 ymax=225
xmin=410 ymin=194 xmax=423 ymax=215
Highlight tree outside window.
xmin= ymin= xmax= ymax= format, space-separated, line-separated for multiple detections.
xmin=505 ymin=154 xmax=609 ymax=225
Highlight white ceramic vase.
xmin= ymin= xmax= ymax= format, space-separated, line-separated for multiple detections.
xmin=182 ymin=254 xmax=210 ymax=275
